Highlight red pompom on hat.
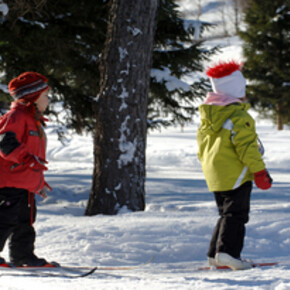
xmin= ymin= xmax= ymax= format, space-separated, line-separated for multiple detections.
xmin=8 ymin=72 xmax=49 ymax=102
xmin=206 ymin=61 xmax=242 ymax=78
xmin=206 ymin=60 xmax=246 ymax=99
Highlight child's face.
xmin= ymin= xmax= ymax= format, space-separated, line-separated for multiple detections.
xmin=35 ymin=89 xmax=50 ymax=113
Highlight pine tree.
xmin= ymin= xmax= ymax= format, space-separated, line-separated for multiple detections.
xmin=149 ymin=0 xmax=215 ymax=128
xmin=239 ymin=0 xmax=290 ymax=130
xmin=0 ymin=1 xmax=214 ymax=132
xmin=0 ymin=0 xmax=109 ymax=132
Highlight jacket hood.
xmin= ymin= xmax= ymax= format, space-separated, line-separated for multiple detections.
xmin=198 ymin=103 xmax=250 ymax=135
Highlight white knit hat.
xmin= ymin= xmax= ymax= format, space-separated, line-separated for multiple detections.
xmin=206 ymin=61 xmax=246 ymax=99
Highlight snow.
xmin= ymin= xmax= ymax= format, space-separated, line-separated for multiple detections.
xmin=2 ymin=110 xmax=290 ymax=289
xmin=127 ymin=26 xmax=142 ymax=36
xmin=151 ymin=67 xmax=191 ymax=92
xmin=117 ymin=85 xmax=129 ymax=111
xmin=1 ymin=2 xmax=290 ymax=289
xmin=0 ymin=83 xmax=8 ymax=93
xmin=118 ymin=47 xmax=128 ymax=62
xmin=178 ymin=0 xmax=242 ymax=37
xmin=18 ymin=17 xmax=47 ymax=29
xmin=2 ymin=72 xmax=290 ymax=288
xmin=183 ymin=19 xmax=203 ymax=40
xmin=0 ymin=1 xmax=8 ymax=17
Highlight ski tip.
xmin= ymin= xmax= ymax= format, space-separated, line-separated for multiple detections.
xmin=197 ymin=261 xmax=280 ymax=271
xmin=251 ymin=262 xmax=279 ymax=268
xmin=198 ymin=265 xmax=231 ymax=271
xmin=0 ymin=263 xmax=12 ymax=268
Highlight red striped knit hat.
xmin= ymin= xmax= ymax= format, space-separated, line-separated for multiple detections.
xmin=206 ymin=60 xmax=246 ymax=99
xmin=8 ymin=72 xmax=49 ymax=102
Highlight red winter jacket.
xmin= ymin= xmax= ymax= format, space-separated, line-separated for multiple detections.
xmin=0 ymin=102 xmax=47 ymax=193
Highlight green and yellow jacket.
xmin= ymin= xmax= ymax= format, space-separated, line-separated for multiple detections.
xmin=197 ymin=102 xmax=265 ymax=192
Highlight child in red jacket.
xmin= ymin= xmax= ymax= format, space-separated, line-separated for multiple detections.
xmin=0 ymin=72 xmax=55 ymax=267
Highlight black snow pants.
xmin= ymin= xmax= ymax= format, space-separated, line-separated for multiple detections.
xmin=0 ymin=187 xmax=36 ymax=263
xmin=207 ymin=181 xmax=252 ymax=259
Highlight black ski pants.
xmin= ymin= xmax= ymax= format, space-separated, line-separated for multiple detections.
xmin=207 ymin=181 xmax=252 ymax=259
xmin=0 ymin=187 xmax=36 ymax=263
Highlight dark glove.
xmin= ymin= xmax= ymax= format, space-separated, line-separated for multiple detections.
xmin=254 ymin=169 xmax=273 ymax=190
xmin=22 ymin=154 xmax=48 ymax=171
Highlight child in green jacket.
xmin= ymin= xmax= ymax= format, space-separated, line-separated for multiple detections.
xmin=197 ymin=60 xmax=272 ymax=270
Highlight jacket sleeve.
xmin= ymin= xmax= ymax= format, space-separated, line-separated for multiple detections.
xmin=0 ymin=113 xmax=29 ymax=163
xmin=231 ymin=112 xmax=265 ymax=173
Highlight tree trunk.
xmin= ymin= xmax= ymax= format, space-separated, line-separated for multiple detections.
xmin=276 ymin=103 xmax=283 ymax=130
xmin=277 ymin=113 xmax=284 ymax=131
xmin=233 ymin=0 xmax=240 ymax=34
xmin=85 ymin=0 xmax=159 ymax=215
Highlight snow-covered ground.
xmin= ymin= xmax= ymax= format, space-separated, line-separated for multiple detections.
xmin=178 ymin=0 xmax=245 ymax=37
xmin=1 ymin=105 xmax=290 ymax=289
xmin=1 ymin=35 xmax=290 ymax=288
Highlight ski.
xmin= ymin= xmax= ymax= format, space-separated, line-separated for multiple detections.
xmin=0 ymin=264 xmax=97 ymax=278
xmin=0 ymin=257 xmax=154 ymax=278
xmin=198 ymin=262 xmax=279 ymax=271
xmin=60 ymin=256 xmax=154 ymax=271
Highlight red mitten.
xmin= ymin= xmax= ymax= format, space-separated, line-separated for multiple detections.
xmin=22 ymin=154 xmax=48 ymax=171
xmin=254 ymin=169 xmax=273 ymax=190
